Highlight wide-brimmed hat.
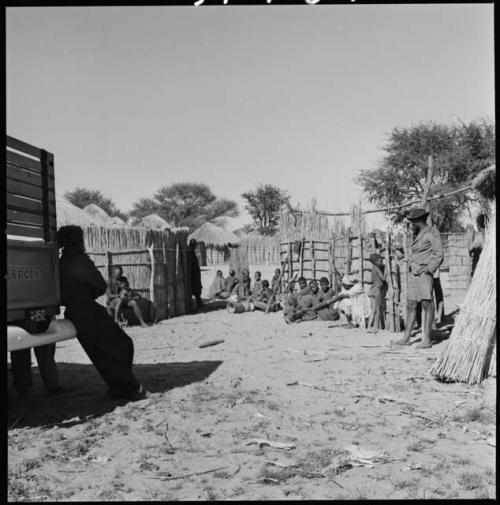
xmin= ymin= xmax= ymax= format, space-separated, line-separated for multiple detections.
xmin=406 ymin=207 xmax=429 ymax=221
xmin=341 ymin=275 xmax=358 ymax=286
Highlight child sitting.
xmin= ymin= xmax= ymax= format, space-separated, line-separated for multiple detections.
xmin=113 ymin=276 xmax=149 ymax=328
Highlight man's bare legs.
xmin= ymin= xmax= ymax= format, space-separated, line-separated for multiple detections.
xmin=392 ymin=300 xmax=417 ymax=345
xmin=417 ymin=299 xmax=434 ymax=348
xmin=128 ymin=299 xmax=149 ymax=328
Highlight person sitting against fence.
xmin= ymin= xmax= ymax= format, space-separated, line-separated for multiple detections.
xmin=217 ymin=269 xmax=238 ymax=299
xmin=232 ymin=268 xmax=252 ymax=299
xmin=252 ymin=280 xmax=277 ymax=312
xmin=366 ymin=253 xmax=388 ymax=333
xmin=106 ymin=265 xmax=124 ymax=314
xmin=334 ymin=275 xmax=364 ymax=327
xmin=252 ymin=271 xmax=263 ymax=295
xmin=296 ymin=276 xmax=311 ymax=299
xmin=284 ymin=280 xmax=319 ymax=323
xmin=113 ymin=276 xmax=149 ymax=328
xmin=208 ymin=269 xmax=226 ymax=300
xmin=271 ymin=268 xmax=283 ymax=297
xmin=312 ymin=277 xmax=340 ymax=321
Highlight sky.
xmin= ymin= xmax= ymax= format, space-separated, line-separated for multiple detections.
xmin=6 ymin=4 xmax=495 ymax=230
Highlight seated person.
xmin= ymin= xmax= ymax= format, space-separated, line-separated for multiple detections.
xmin=219 ymin=269 xmax=238 ymax=299
xmin=110 ymin=276 xmax=149 ymax=328
xmin=312 ymin=277 xmax=340 ymax=321
xmin=252 ymin=279 xmax=276 ymax=311
xmin=284 ymin=280 xmax=318 ymax=323
xmin=208 ymin=270 xmax=226 ymax=299
xmin=232 ymin=268 xmax=251 ymax=299
xmin=334 ymin=275 xmax=365 ymax=327
xmin=106 ymin=265 xmax=125 ymax=309
xmin=367 ymin=253 xmax=388 ymax=333
xmin=252 ymin=271 xmax=263 ymax=295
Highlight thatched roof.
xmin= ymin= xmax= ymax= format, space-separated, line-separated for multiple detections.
xmin=56 ymin=197 xmax=97 ymax=227
xmin=188 ymin=222 xmax=240 ymax=247
xmin=108 ymin=216 xmax=126 ymax=227
xmin=83 ymin=203 xmax=111 ymax=225
xmin=140 ymin=214 xmax=171 ymax=230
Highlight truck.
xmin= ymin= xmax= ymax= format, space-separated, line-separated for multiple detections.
xmin=7 ymin=135 xmax=76 ymax=352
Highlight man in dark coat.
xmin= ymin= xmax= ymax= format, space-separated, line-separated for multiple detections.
xmin=188 ymin=239 xmax=203 ymax=309
xmin=57 ymin=226 xmax=146 ymax=401
xmin=392 ymin=208 xmax=443 ymax=349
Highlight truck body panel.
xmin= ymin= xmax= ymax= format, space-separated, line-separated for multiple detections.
xmin=7 ymin=240 xmax=61 ymax=322
xmin=6 ymin=135 xmax=77 ymax=352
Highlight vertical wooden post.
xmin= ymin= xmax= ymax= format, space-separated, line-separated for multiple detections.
xmin=402 ymin=226 xmax=409 ymax=327
xmin=328 ymin=238 xmax=334 ymax=291
xmin=107 ymin=251 xmax=113 ymax=278
xmin=288 ymin=242 xmax=293 ymax=286
xmin=345 ymin=228 xmax=352 ymax=277
xmin=311 ymin=239 xmax=315 ymax=280
xmin=384 ymin=224 xmax=395 ymax=332
xmin=299 ymin=238 xmax=304 ymax=280
xmin=147 ymin=244 xmax=155 ymax=304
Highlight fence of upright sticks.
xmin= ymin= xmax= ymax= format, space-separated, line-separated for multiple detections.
xmin=279 ymin=207 xmax=413 ymax=333
xmin=83 ymin=226 xmax=192 ymax=321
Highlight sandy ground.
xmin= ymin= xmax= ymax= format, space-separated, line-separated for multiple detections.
xmin=8 ymin=291 xmax=496 ymax=501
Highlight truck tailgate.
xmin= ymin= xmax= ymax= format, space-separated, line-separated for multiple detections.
xmin=7 ymin=239 xmax=60 ymax=322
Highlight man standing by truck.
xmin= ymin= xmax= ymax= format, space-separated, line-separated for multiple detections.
xmin=10 ymin=344 xmax=61 ymax=397
xmin=57 ymin=225 xmax=146 ymax=401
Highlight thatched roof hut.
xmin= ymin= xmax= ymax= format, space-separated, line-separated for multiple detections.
xmin=56 ymin=197 xmax=96 ymax=227
xmin=83 ymin=203 xmax=111 ymax=225
xmin=108 ymin=216 xmax=126 ymax=227
xmin=188 ymin=222 xmax=240 ymax=247
xmin=140 ymin=214 xmax=171 ymax=230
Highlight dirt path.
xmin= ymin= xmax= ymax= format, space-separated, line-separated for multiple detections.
xmin=8 ymin=306 xmax=496 ymax=500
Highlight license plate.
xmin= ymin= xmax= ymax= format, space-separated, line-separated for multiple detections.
xmin=26 ymin=308 xmax=47 ymax=322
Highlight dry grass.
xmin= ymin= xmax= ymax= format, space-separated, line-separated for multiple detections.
xmin=457 ymin=471 xmax=484 ymax=491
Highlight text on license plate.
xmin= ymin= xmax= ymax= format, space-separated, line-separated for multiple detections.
xmin=27 ymin=309 xmax=46 ymax=321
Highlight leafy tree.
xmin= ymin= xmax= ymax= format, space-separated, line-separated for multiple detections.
xmin=130 ymin=182 xmax=238 ymax=229
xmin=241 ymin=184 xmax=291 ymax=235
xmin=64 ymin=187 xmax=127 ymax=220
xmin=355 ymin=119 xmax=495 ymax=231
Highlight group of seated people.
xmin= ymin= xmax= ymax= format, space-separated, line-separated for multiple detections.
xmin=283 ymin=274 xmax=365 ymax=325
xmin=209 ymin=267 xmax=283 ymax=312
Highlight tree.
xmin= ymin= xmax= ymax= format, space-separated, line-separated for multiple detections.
xmin=354 ymin=119 xmax=495 ymax=231
xmin=64 ymin=187 xmax=127 ymax=220
xmin=241 ymin=184 xmax=291 ymax=235
xmin=130 ymin=182 xmax=238 ymax=229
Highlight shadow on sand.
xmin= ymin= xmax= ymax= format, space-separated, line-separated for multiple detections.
xmin=8 ymin=360 xmax=222 ymax=429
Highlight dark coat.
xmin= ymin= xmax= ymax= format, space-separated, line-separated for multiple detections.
xmin=59 ymin=248 xmax=139 ymax=396
xmin=189 ymin=249 xmax=202 ymax=297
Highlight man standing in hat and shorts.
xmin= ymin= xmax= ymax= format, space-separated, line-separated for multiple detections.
xmin=392 ymin=207 xmax=443 ymax=348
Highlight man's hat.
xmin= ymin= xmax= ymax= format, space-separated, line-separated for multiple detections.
xmin=406 ymin=207 xmax=429 ymax=221
xmin=368 ymin=253 xmax=383 ymax=264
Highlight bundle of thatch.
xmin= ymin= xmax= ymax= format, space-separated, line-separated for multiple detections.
xmin=83 ymin=203 xmax=111 ymax=226
xmin=429 ymin=206 xmax=496 ymax=384
xmin=56 ymin=197 xmax=96 ymax=227
xmin=108 ymin=216 xmax=126 ymax=227
xmin=188 ymin=221 xmax=240 ymax=247
xmin=140 ymin=214 xmax=171 ymax=230
xmin=471 ymin=164 xmax=495 ymax=201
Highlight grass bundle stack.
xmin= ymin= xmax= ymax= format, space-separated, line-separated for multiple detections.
xmin=429 ymin=207 xmax=496 ymax=384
